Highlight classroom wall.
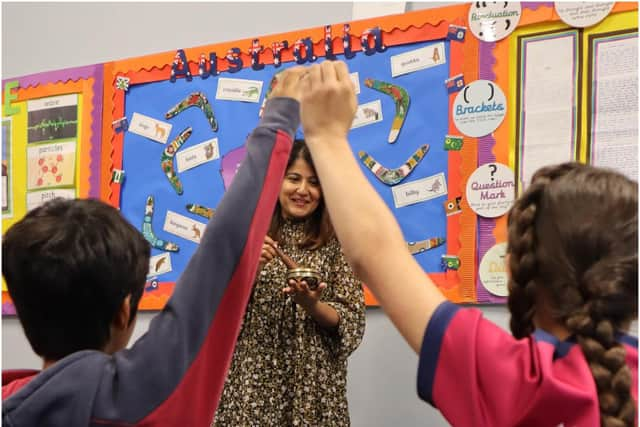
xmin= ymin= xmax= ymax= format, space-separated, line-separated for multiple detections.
xmin=4 ymin=3 xmax=633 ymax=427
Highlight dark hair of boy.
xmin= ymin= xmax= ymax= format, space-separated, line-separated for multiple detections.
xmin=507 ymin=162 xmax=637 ymax=427
xmin=269 ymin=139 xmax=334 ymax=250
xmin=2 ymin=198 xmax=151 ymax=361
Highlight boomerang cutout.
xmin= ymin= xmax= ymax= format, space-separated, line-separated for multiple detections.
xmin=186 ymin=203 xmax=215 ymax=220
xmin=166 ymin=92 xmax=218 ymax=132
xmin=161 ymin=127 xmax=192 ymax=195
xmin=358 ymin=144 xmax=429 ymax=186
xmin=259 ymin=70 xmax=285 ymax=117
xmin=142 ymin=196 xmax=179 ymax=252
xmin=364 ymin=79 xmax=410 ymax=143
xmin=407 ymin=237 xmax=446 ymax=255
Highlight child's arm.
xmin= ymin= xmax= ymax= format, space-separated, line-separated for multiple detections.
xmin=300 ymin=61 xmax=446 ymax=354
xmin=92 ymin=69 xmax=305 ymax=425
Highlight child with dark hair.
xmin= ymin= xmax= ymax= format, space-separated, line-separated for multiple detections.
xmin=298 ymin=60 xmax=637 ymax=427
xmin=2 ymin=198 xmax=150 ymax=366
xmin=2 ymin=66 xmax=307 ymax=426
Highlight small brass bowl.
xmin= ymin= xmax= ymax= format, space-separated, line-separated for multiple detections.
xmin=286 ymin=267 xmax=322 ymax=290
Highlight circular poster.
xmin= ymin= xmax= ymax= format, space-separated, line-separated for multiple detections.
xmin=466 ymin=162 xmax=515 ymax=218
xmin=479 ymin=242 xmax=509 ymax=297
xmin=555 ymin=2 xmax=614 ymax=28
xmin=453 ymin=80 xmax=506 ymax=138
xmin=468 ymin=2 xmax=522 ymax=42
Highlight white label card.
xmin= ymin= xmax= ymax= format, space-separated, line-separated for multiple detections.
xmin=26 ymin=188 xmax=76 ymax=212
xmin=352 ymin=100 xmax=383 ymax=129
xmin=129 ymin=112 xmax=172 ymax=144
xmin=350 ymin=72 xmax=361 ymax=95
xmin=163 ymin=210 xmax=207 ymax=244
xmin=216 ymin=78 xmax=263 ymax=103
xmin=148 ymin=253 xmax=173 ymax=277
xmin=391 ymin=43 xmax=446 ymax=77
xmin=27 ymin=94 xmax=78 ymax=111
xmin=392 ymin=172 xmax=448 ymax=208
xmin=176 ymin=138 xmax=220 ymax=173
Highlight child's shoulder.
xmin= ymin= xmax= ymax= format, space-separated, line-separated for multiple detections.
xmin=2 ymin=370 xmax=39 ymax=400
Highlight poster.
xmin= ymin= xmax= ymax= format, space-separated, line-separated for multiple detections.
xmin=589 ymin=32 xmax=638 ymax=180
xmin=2 ymin=118 xmax=12 ymax=217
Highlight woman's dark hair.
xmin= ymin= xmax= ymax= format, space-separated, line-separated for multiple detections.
xmin=507 ymin=162 xmax=637 ymax=427
xmin=269 ymin=139 xmax=334 ymax=249
xmin=2 ymin=198 xmax=151 ymax=361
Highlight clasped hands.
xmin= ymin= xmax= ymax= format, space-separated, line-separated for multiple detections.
xmin=267 ymin=60 xmax=358 ymax=144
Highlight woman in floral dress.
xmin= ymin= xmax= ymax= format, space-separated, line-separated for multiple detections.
xmin=214 ymin=139 xmax=366 ymax=426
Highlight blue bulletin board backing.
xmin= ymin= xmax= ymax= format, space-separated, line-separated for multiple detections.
xmin=120 ymin=40 xmax=450 ymax=284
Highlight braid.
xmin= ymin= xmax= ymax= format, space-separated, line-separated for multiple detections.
xmin=507 ymin=181 xmax=545 ymax=338
xmin=566 ymin=259 xmax=637 ymax=427
xmin=507 ymin=163 xmax=580 ymax=338
xmin=507 ymin=162 xmax=637 ymax=427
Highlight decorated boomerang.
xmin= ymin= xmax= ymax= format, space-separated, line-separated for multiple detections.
xmin=358 ymin=144 xmax=429 ymax=186
xmin=186 ymin=203 xmax=215 ymax=220
xmin=407 ymin=237 xmax=445 ymax=255
xmin=161 ymin=127 xmax=192 ymax=195
xmin=364 ymin=78 xmax=410 ymax=143
xmin=141 ymin=195 xmax=179 ymax=252
xmin=166 ymin=92 xmax=218 ymax=132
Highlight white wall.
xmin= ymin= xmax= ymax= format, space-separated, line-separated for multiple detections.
xmin=2 ymin=3 xmax=509 ymax=426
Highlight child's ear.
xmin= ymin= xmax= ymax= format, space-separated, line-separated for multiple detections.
xmin=113 ymin=294 xmax=132 ymax=331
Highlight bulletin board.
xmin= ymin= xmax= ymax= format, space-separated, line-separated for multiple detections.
xmin=100 ymin=5 xmax=477 ymax=309
xmin=3 ymin=2 xmax=637 ymax=314
xmin=1 ymin=64 xmax=104 ymax=314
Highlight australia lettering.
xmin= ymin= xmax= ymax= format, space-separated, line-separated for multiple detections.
xmin=170 ymin=23 xmax=385 ymax=81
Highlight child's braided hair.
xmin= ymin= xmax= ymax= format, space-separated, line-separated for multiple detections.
xmin=507 ymin=162 xmax=637 ymax=426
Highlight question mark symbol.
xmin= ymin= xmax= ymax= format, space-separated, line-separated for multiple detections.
xmin=489 ymin=164 xmax=497 ymax=181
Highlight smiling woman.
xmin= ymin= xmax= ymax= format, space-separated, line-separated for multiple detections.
xmin=279 ymin=154 xmax=322 ymax=221
xmin=214 ymin=139 xmax=366 ymax=426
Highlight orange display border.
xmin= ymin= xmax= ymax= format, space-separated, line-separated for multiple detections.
xmin=101 ymin=6 xmax=471 ymax=309
xmin=98 ymin=2 xmax=637 ymax=309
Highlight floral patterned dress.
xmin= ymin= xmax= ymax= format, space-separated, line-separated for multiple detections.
xmin=214 ymin=219 xmax=366 ymax=426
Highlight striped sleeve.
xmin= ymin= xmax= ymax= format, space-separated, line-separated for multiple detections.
xmin=91 ymin=97 xmax=299 ymax=426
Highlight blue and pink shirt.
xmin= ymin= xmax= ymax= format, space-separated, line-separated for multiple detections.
xmin=2 ymin=98 xmax=299 ymax=427
xmin=418 ymin=302 xmax=638 ymax=426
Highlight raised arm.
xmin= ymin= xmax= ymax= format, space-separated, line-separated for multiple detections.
xmin=300 ymin=61 xmax=446 ymax=353
xmin=93 ymin=69 xmax=306 ymax=425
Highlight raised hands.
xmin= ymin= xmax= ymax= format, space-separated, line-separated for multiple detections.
xmin=268 ymin=66 xmax=307 ymax=102
xmin=300 ymin=60 xmax=358 ymax=144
